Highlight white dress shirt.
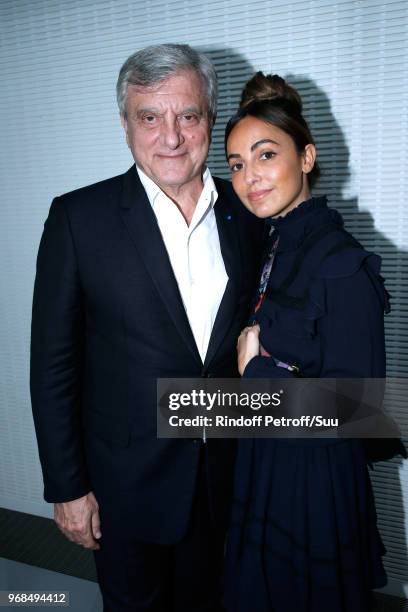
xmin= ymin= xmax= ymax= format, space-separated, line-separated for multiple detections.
xmin=137 ymin=166 xmax=229 ymax=362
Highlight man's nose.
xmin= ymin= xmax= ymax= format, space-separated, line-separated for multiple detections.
xmin=161 ymin=117 xmax=184 ymax=149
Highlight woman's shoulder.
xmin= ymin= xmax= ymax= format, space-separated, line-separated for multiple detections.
xmin=283 ymin=203 xmax=374 ymax=282
xmin=311 ymin=226 xmax=390 ymax=314
xmin=316 ymin=234 xmax=380 ymax=278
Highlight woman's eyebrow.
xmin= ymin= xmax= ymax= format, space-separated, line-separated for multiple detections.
xmin=227 ymin=138 xmax=280 ymax=161
xmin=251 ymin=138 xmax=280 ymax=151
xmin=227 ymin=153 xmax=240 ymax=161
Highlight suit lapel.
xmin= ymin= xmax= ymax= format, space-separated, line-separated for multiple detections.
xmin=203 ymin=180 xmax=242 ymax=370
xmin=119 ymin=166 xmax=202 ymax=366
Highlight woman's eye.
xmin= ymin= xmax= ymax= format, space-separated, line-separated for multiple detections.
xmin=260 ymin=151 xmax=276 ymax=160
xmin=230 ymin=162 xmax=243 ymax=173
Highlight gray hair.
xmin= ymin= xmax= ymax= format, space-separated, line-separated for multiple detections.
xmin=116 ymin=43 xmax=218 ymax=123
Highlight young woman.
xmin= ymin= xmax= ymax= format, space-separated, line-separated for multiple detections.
xmin=223 ymin=72 xmax=406 ymax=612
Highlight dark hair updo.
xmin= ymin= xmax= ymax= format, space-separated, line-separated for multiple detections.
xmin=225 ymin=72 xmax=320 ymax=187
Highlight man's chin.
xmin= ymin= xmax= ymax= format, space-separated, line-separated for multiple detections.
xmin=153 ymin=170 xmax=202 ymax=191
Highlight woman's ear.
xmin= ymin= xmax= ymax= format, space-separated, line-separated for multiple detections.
xmin=302 ymin=144 xmax=316 ymax=175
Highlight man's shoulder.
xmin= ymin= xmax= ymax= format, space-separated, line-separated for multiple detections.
xmin=56 ymin=167 xmax=134 ymax=211
xmin=57 ymin=172 xmax=124 ymax=203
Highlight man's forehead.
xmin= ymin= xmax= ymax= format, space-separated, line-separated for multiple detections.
xmin=127 ymin=70 xmax=206 ymax=102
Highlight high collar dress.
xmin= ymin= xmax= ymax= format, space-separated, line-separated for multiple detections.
xmin=223 ymin=196 xmax=406 ymax=612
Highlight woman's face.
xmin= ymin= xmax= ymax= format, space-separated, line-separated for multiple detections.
xmin=226 ymin=115 xmax=315 ymax=218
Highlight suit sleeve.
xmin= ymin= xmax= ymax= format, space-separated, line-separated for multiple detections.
xmin=30 ymin=197 xmax=91 ymax=502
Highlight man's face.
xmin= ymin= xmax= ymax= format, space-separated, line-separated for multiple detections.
xmin=121 ymin=70 xmax=211 ymax=195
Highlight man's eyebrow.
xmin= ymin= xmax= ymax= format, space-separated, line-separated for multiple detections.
xmin=227 ymin=138 xmax=280 ymax=161
xmin=134 ymin=106 xmax=203 ymax=116
xmin=180 ymin=106 xmax=203 ymax=114
xmin=135 ymin=107 xmax=161 ymax=116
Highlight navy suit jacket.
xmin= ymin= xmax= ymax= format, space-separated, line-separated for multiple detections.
xmin=30 ymin=165 xmax=262 ymax=544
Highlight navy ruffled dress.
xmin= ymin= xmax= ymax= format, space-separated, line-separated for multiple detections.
xmin=224 ymin=197 xmax=406 ymax=612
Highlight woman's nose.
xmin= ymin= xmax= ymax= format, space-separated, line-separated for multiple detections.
xmin=244 ymin=164 xmax=260 ymax=185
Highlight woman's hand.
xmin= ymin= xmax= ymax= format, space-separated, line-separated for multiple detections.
xmin=237 ymin=324 xmax=261 ymax=375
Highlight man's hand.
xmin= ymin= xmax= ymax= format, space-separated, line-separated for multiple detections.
xmin=237 ymin=324 xmax=261 ymax=376
xmin=54 ymin=491 xmax=101 ymax=550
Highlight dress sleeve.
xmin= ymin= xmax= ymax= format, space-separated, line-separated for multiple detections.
xmin=243 ymin=251 xmax=386 ymax=379
xmin=317 ymin=254 xmax=386 ymax=377
xmin=243 ymin=355 xmax=294 ymax=378
xmin=316 ymin=250 xmax=406 ymax=462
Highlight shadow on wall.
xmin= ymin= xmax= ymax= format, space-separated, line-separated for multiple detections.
xmin=288 ymin=75 xmax=408 ymax=595
xmin=201 ymin=47 xmax=408 ymax=595
xmin=198 ymin=47 xmax=255 ymax=177
xmin=285 ymin=74 xmax=408 ymax=597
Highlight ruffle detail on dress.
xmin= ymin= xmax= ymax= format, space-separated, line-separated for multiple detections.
xmin=270 ymin=195 xmax=328 ymax=226
xmin=260 ymin=281 xmax=326 ymax=340
xmin=315 ymin=250 xmax=391 ymax=314
xmin=372 ymin=270 xmax=391 ymax=315
xmin=260 ymin=294 xmax=323 ymax=340
xmin=304 ymin=278 xmax=327 ymax=331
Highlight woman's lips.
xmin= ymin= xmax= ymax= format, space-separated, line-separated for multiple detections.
xmin=247 ymin=189 xmax=272 ymax=202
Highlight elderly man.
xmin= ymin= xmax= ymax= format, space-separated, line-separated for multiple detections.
xmin=30 ymin=44 xmax=261 ymax=611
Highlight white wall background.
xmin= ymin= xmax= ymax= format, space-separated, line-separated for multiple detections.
xmin=0 ymin=0 xmax=407 ymax=597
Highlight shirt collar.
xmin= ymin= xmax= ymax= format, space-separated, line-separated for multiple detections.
xmin=200 ymin=167 xmax=218 ymax=210
xmin=136 ymin=165 xmax=218 ymax=210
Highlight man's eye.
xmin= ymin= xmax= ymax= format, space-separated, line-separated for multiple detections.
xmin=260 ymin=151 xmax=276 ymax=160
xmin=179 ymin=114 xmax=199 ymax=125
xmin=142 ymin=115 xmax=157 ymax=125
xmin=230 ymin=162 xmax=243 ymax=173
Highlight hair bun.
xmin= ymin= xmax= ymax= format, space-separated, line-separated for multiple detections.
xmin=240 ymin=71 xmax=302 ymax=114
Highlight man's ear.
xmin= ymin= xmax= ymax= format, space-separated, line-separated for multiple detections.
xmin=206 ymin=113 xmax=215 ymax=147
xmin=120 ymin=113 xmax=130 ymax=148
xmin=302 ymin=144 xmax=316 ymax=175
